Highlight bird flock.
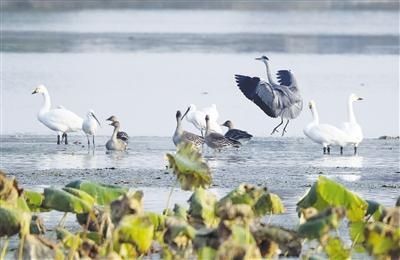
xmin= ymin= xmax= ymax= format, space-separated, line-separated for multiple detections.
xmin=32 ymin=55 xmax=363 ymax=155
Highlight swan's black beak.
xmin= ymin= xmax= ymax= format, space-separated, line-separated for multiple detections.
xmin=32 ymin=89 xmax=38 ymax=94
xmin=182 ymin=107 xmax=190 ymax=119
xmin=358 ymin=97 xmax=363 ymax=101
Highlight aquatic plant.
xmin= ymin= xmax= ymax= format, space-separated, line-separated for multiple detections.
xmin=0 ymin=149 xmax=398 ymax=259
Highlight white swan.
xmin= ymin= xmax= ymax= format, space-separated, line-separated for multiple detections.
xmin=182 ymin=104 xmax=223 ymax=136
xmin=82 ymin=109 xmax=101 ymax=147
xmin=303 ymin=100 xmax=350 ymax=154
xmin=341 ymin=93 xmax=363 ymax=154
xmin=32 ymin=85 xmax=83 ymax=144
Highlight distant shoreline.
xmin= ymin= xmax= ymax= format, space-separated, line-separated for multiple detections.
xmin=2 ymin=0 xmax=399 ymax=11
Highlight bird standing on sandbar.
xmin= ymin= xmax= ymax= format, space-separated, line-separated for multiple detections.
xmin=341 ymin=93 xmax=363 ymax=155
xmin=205 ymin=115 xmax=241 ymax=150
xmin=32 ymin=84 xmax=83 ymax=145
xmin=173 ymin=110 xmax=205 ymax=148
xmin=235 ymin=56 xmax=303 ymax=136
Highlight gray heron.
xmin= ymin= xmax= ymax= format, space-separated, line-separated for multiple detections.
xmin=234 ymin=56 xmax=303 ymax=136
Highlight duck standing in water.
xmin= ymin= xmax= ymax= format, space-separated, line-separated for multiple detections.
xmin=106 ymin=121 xmax=127 ymax=151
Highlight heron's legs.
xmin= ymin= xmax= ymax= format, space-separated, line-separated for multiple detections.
xmin=340 ymin=147 xmax=343 ymax=155
xmin=93 ymin=136 xmax=95 ymax=147
xmin=323 ymin=147 xmax=327 ymax=154
xmin=281 ymin=120 xmax=290 ymax=136
xmin=57 ymin=135 xmax=61 ymax=145
xmin=63 ymin=133 xmax=68 ymax=145
xmin=86 ymin=135 xmax=90 ymax=147
xmin=354 ymin=146 xmax=357 ymax=155
xmin=327 ymin=146 xmax=331 ymax=154
xmin=271 ymin=118 xmax=283 ymax=135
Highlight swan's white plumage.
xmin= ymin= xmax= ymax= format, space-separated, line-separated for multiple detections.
xmin=341 ymin=93 xmax=363 ymax=147
xmin=303 ymin=100 xmax=350 ymax=148
xmin=183 ymin=104 xmax=223 ymax=134
xmin=33 ymin=85 xmax=83 ymax=134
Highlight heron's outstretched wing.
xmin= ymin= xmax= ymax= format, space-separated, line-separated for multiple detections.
xmin=234 ymin=75 xmax=280 ymax=118
xmin=277 ymin=70 xmax=298 ymax=91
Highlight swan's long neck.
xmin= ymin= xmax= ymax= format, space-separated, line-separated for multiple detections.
xmin=112 ymin=125 xmax=119 ymax=140
xmin=40 ymin=91 xmax=51 ymax=114
xmin=263 ymin=61 xmax=276 ymax=85
xmin=311 ymin=106 xmax=319 ymax=124
xmin=347 ymin=99 xmax=357 ymax=124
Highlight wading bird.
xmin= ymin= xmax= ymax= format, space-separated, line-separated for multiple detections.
xmin=303 ymin=100 xmax=350 ymax=154
xmin=341 ymin=94 xmax=363 ymax=155
xmin=106 ymin=115 xmax=129 ymax=143
xmin=32 ymin=85 xmax=83 ymax=145
xmin=106 ymin=121 xmax=127 ymax=151
xmin=205 ymin=115 xmax=241 ymax=150
xmin=173 ymin=110 xmax=205 ymax=147
xmin=182 ymin=104 xmax=223 ymax=136
xmin=235 ymin=56 xmax=303 ymax=136
xmin=222 ymin=120 xmax=253 ymax=143
xmin=82 ymin=109 xmax=101 ymax=147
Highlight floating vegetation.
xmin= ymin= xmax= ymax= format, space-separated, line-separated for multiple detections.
xmin=0 ymin=146 xmax=399 ymax=259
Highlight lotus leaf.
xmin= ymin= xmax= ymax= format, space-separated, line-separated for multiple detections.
xmin=56 ymin=227 xmax=82 ymax=249
xmin=110 ymin=191 xmax=143 ymax=224
xmin=164 ymin=217 xmax=196 ymax=249
xmin=254 ymin=192 xmax=285 ymax=216
xmin=0 ymin=171 xmax=23 ymax=203
xmin=166 ymin=142 xmax=211 ymax=191
xmin=297 ymin=176 xmax=368 ymax=222
xmin=62 ymin=187 xmax=95 ymax=206
xmin=364 ymin=222 xmax=400 ymax=258
xmin=65 ymin=180 xmax=127 ymax=205
xmin=324 ymin=237 xmax=351 ymax=260
xmin=24 ymin=190 xmax=44 ymax=212
xmin=251 ymin=223 xmax=302 ymax=257
xmin=0 ymin=204 xmax=31 ymax=237
xmin=298 ymin=207 xmax=345 ymax=242
xmin=114 ymin=214 xmax=154 ymax=254
xmin=188 ymin=188 xmax=219 ymax=228
xmin=42 ymin=188 xmax=92 ymax=214
xmin=197 ymin=246 xmax=217 ymax=260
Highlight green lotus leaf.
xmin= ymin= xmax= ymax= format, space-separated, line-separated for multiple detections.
xmin=349 ymin=221 xmax=366 ymax=246
xmin=297 ymin=176 xmax=368 ymax=222
xmin=114 ymin=214 xmax=154 ymax=254
xmin=65 ymin=180 xmax=127 ymax=205
xmin=62 ymin=187 xmax=96 ymax=206
xmin=197 ymin=246 xmax=217 ymax=260
xmin=42 ymin=188 xmax=92 ymax=214
xmin=164 ymin=217 xmax=196 ymax=249
xmin=24 ymin=190 xmax=44 ymax=212
xmin=254 ymin=192 xmax=285 ymax=216
xmin=364 ymin=222 xmax=400 ymax=257
xmin=0 ymin=204 xmax=31 ymax=237
xmin=166 ymin=142 xmax=212 ymax=191
xmin=188 ymin=188 xmax=219 ymax=228
xmin=324 ymin=237 xmax=351 ymax=260
xmin=298 ymin=207 xmax=345 ymax=242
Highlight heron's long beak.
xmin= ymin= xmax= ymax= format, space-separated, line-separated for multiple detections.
xmin=255 ymin=57 xmax=262 ymax=61
xmin=181 ymin=107 xmax=191 ymax=119
xmin=106 ymin=116 xmax=113 ymax=121
xmin=91 ymin=113 xmax=101 ymax=127
xmin=32 ymin=89 xmax=37 ymax=94
xmin=358 ymin=97 xmax=364 ymax=101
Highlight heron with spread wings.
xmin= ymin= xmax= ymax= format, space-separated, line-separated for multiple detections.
xmin=235 ymin=56 xmax=303 ymax=136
